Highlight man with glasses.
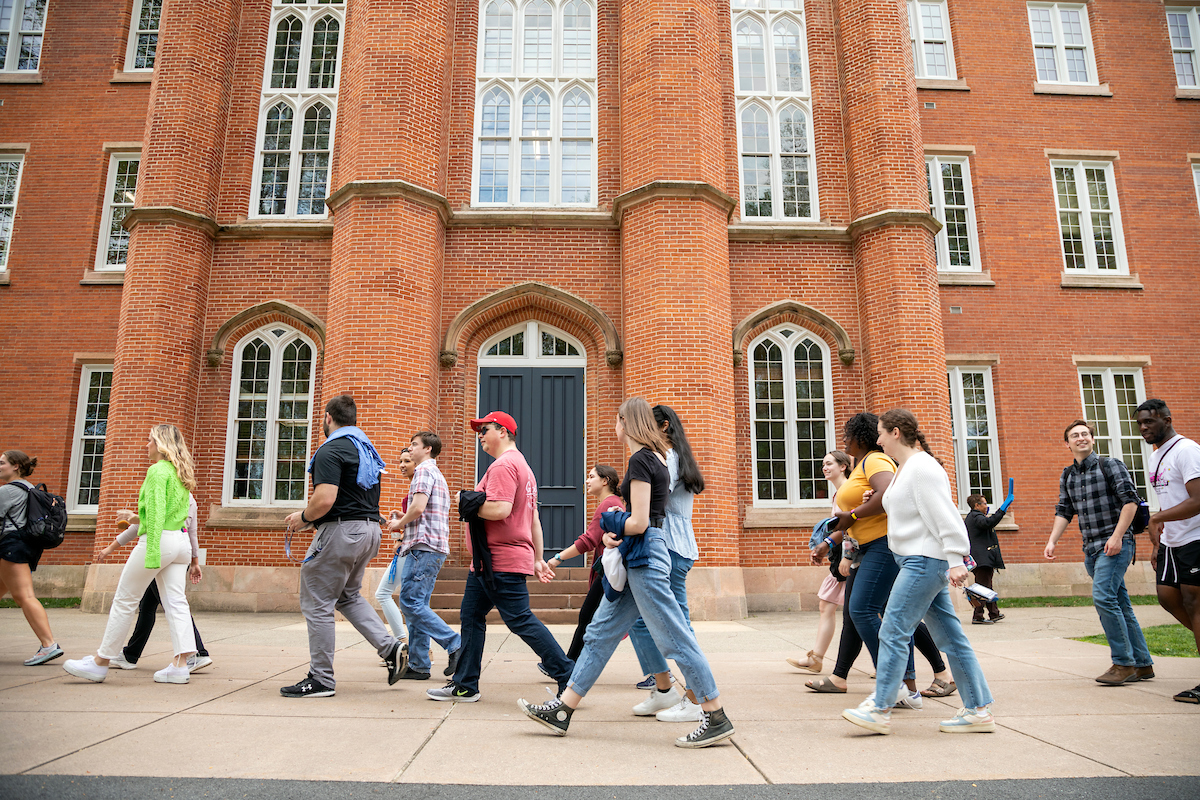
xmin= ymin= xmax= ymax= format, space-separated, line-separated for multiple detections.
xmin=1044 ymin=419 xmax=1154 ymax=686
xmin=1136 ymin=399 xmax=1200 ymax=703
xmin=426 ymin=411 xmax=574 ymax=702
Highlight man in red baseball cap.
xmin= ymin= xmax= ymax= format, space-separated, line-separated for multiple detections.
xmin=427 ymin=410 xmax=574 ymax=702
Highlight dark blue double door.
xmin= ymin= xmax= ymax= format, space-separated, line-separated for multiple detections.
xmin=477 ymin=367 xmax=586 ymax=564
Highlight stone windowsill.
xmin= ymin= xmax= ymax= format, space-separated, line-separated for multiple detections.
xmin=216 ymin=219 xmax=334 ymax=239
xmin=0 ymin=71 xmax=42 ymax=84
xmin=207 ymin=506 xmax=298 ymax=530
xmin=81 ymin=269 xmax=125 ymax=285
xmin=449 ymin=208 xmax=617 ymax=228
xmin=67 ymin=514 xmax=98 ymax=533
xmin=916 ymin=78 xmax=970 ymax=91
xmin=111 ymin=70 xmax=153 ymax=84
xmin=743 ymin=506 xmax=831 ymax=529
xmin=1060 ymin=271 xmax=1143 ymax=290
xmin=938 ymin=270 xmax=995 ymax=286
xmin=727 ymin=221 xmax=850 ymax=242
xmin=1033 ymin=82 xmax=1112 ymax=97
xmin=0 ymin=270 xmax=8 ymax=286
xmin=1177 ymin=87 xmax=1200 ymax=100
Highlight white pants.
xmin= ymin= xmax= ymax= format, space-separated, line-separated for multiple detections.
xmin=97 ymin=530 xmax=197 ymax=660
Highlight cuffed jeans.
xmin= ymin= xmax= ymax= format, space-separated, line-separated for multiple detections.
xmin=875 ymin=555 xmax=993 ymax=710
xmin=453 ymin=570 xmax=574 ymax=694
xmin=398 ymin=549 xmax=461 ymax=673
xmin=629 ymin=549 xmax=694 ymax=676
xmin=375 ymin=552 xmax=408 ymax=641
xmin=98 ymin=530 xmax=196 ymax=660
xmin=850 ymin=537 xmax=915 ymax=680
xmin=1084 ymin=538 xmax=1154 ymax=667
xmin=299 ymin=520 xmax=398 ymax=689
xmin=568 ymin=530 xmax=720 ymax=704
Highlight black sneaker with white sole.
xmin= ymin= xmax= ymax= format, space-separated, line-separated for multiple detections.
xmin=519 ymin=696 xmax=573 ymax=736
xmin=426 ymin=680 xmax=480 ymax=702
xmin=675 ymin=708 xmax=735 ymax=748
xmin=399 ymin=666 xmax=431 ymax=680
xmin=444 ymin=647 xmax=461 ymax=678
xmin=384 ymin=641 xmax=408 ymax=686
xmin=280 ymin=674 xmax=335 ymax=698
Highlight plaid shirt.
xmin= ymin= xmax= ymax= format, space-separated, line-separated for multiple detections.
xmin=402 ymin=459 xmax=451 ymax=556
xmin=1055 ymin=453 xmax=1140 ymax=554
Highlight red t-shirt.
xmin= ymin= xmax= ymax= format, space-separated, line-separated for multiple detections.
xmin=472 ymin=447 xmax=539 ymax=575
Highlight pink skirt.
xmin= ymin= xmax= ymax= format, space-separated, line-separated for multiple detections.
xmin=817 ymin=572 xmax=845 ymax=605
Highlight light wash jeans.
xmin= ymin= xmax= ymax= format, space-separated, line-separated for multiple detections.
xmin=375 ymin=551 xmax=408 ymax=641
xmin=567 ymin=529 xmax=720 ymax=703
xmin=398 ymin=549 xmax=461 ymax=673
xmin=98 ymin=530 xmax=196 ymax=660
xmin=1084 ymin=538 xmax=1154 ymax=667
xmin=629 ymin=549 xmax=694 ymax=676
xmin=874 ymin=555 xmax=993 ymax=710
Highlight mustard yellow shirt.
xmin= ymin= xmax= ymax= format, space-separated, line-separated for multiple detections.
xmin=835 ymin=451 xmax=896 ymax=546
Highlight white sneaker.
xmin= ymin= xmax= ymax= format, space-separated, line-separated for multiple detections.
xmin=896 ymin=690 xmax=923 ymax=710
xmin=154 ymin=663 xmax=190 ymax=684
xmin=186 ymin=655 xmax=213 ymax=673
xmin=842 ymin=697 xmax=892 ymax=734
xmin=108 ymin=655 xmax=138 ymax=670
xmin=63 ymin=655 xmax=108 ymax=683
xmin=632 ymin=685 xmax=682 ymax=716
xmin=656 ymin=697 xmax=703 ymax=722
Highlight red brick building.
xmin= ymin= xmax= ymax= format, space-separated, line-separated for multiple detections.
xmin=2 ymin=0 xmax=1197 ymax=616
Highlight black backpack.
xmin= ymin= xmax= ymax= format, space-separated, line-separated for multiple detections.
xmin=2 ymin=482 xmax=69 ymax=549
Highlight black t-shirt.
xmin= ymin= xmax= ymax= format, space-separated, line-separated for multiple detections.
xmin=620 ymin=448 xmax=669 ymax=519
xmin=310 ymin=437 xmax=382 ymax=526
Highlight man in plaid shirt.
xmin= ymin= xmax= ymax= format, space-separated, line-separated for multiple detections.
xmin=386 ymin=431 xmax=461 ymax=680
xmin=1044 ymin=419 xmax=1154 ymax=686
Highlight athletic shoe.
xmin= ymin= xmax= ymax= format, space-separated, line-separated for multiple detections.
xmin=842 ymin=697 xmax=892 ymax=734
xmin=154 ymin=663 xmax=190 ymax=684
xmin=109 ymin=655 xmax=138 ymax=670
xmin=24 ymin=644 xmax=64 ymax=666
xmin=536 ymin=661 xmax=550 ymax=678
xmin=399 ymin=667 xmax=431 ymax=680
xmin=939 ymin=706 xmax=996 ymax=733
xmin=519 ymin=696 xmax=573 ymax=736
xmin=675 ymin=708 xmax=735 ymax=748
xmin=633 ymin=686 xmax=682 ymax=716
xmin=186 ymin=655 xmax=213 ymax=673
xmin=426 ymin=680 xmax=480 ymax=702
xmin=384 ymin=641 xmax=408 ymax=686
xmin=895 ymin=690 xmax=924 ymax=710
xmin=445 ymin=648 xmax=461 ymax=678
xmin=656 ymin=697 xmax=703 ymax=723
xmin=280 ymin=674 xmax=335 ymax=698
xmin=63 ymin=655 xmax=108 ymax=683
xmin=635 ymin=675 xmax=656 ymax=690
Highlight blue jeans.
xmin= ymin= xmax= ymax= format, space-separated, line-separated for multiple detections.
xmin=398 ymin=550 xmax=461 ymax=673
xmin=876 ymin=555 xmax=993 ymax=710
xmin=1084 ymin=538 xmax=1154 ymax=667
xmin=568 ymin=530 xmax=720 ymax=703
xmin=850 ymin=537 xmax=915 ymax=680
xmin=375 ymin=552 xmax=407 ymax=641
xmin=629 ymin=549 xmax=694 ymax=676
xmin=453 ymin=570 xmax=574 ymax=694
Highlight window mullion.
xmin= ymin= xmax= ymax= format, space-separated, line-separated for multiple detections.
xmin=782 ymin=341 xmax=798 ymax=504
xmin=1051 ymin=7 xmax=1066 ymax=80
xmin=264 ymin=345 xmax=285 ymax=500
xmin=1072 ymin=166 xmax=1095 ymax=272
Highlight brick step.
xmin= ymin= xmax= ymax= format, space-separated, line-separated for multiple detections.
xmin=429 ymin=593 xmax=591 ymax=611
xmin=432 ymin=608 xmax=580 ymax=625
xmin=436 ymin=566 xmax=593 ymax=582
xmin=431 ymin=579 xmax=591 ymax=596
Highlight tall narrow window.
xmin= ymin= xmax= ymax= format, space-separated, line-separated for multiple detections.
xmin=96 ymin=153 xmax=141 ymax=271
xmin=926 ymin=154 xmax=980 ymax=272
xmin=740 ymin=105 xmax=772 ymax=218
xmin=0 ymin=155 xmax=22 ymax=271
xmin=473 ymin=1 xmax=595 ymax=206
xmin=68 ymin=365 xmax=114 ymax=513
xmin=1168 ymin=7 xmax=1200 ymax=87
xmin=749 ymin=327 xmax=835 ymax=506
xmin=252 ymin=1 xmax=344 ymax=219
xmin=735 ymin=19 xmax=767 ymax=91
xmin=907 ymin=1 xmax=957 ymax=79
xmin=1079 ymin=367 xmax=1149 ymax=496
xmin=1 ymin=0 xmax=46 ymax=72
xmin=225 ymin=326 xmax=316 ymax=505
xmin=1051 ymin=160 xmax=1126 ymax=275
xmin=124 ymin=0 xmax=162 ymax=72
xmin=947 ymin=366 xmax=1003 ymax=508
xmin=1193 ymin=163 xmax=1200 ymax=213
xmin=1027 ymin=3 xmax=1097 ymax=85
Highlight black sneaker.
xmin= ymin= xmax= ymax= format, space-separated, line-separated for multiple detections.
xmin=536 ymin=662 xmax=550 ymax=678
xmin=384 ymin=641 xmax=408 ymax=686
xmin=444 ymin=647 xmax=461 ymax=678
xmin=399 ymin=666 xmax=431 ymax=680
xmin=280 ymin=674 xmax=335 ymax=698
xmin=427 ymin=680 xmax=480 ymax=702
xmin=519 ymin=696 xmax=572 ymax=736
xmin=675 ymin=708 xmax=735 ymax=748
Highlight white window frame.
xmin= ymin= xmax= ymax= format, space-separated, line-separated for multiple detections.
xmin=747 ymin=326 xmax=836 ymax=509
xmin=95 ymin=152 xmax=141 ymax=271
xmin=477 ymin=320 xmax=587 ymax=367
xmin=1077 ymin=366 xmax=1152 ymax=499
xmin=947 ymin=366 xmax=1003 ymax=510
xmin=1026 ymin=3 xmax=1099 ymax=86
xmin=1 ymin=0 xmax=48 ymax=72
xmin=471 ymin=0 xmax=598 ymax=208
xmin=67 ymin=364 xmax=114 ymax=514
xmin=1167 ymin=7 xmax=1200 ymax=88
xmin=1193 ymin=162 xmax=1200 ymax=214
xmin=1050 ymin=159 xmax=1127 ymax=275
xmin=0 ymin=154 xmax=23 ymax=272
xmin=123 ymin=0 xmax=161 ymax=73
xmin=222 ymin=325 xmax=318 ymax=507
xmin=249 ymin=1 xmax=345 ymax=220
xmin=907 ymin=0 xmax=958 ymax=80
xmin=926 ymin=154 xmax=981 ymax=272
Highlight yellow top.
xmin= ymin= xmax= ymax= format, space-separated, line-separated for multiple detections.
xmin=835 ymin=451 xmax=896 ymax=546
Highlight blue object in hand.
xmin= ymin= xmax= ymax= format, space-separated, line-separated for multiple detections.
xmin=998 ymin=478 xmax=1014 ymax=512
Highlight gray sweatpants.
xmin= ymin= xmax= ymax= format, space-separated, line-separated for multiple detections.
xmin=299 ymin=519 xmax=397 ymax=689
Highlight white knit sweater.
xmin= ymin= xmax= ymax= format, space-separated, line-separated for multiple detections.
xmin=881 ymin=451 xmax=971 ymax=568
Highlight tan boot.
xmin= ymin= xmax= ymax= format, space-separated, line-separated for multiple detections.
xmin=786 ymin=650 xmax=823 ymax=674
xmin=1095 ymin=664 xmax=1138 ymax=685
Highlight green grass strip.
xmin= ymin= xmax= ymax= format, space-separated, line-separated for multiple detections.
xmin=1073 ymin=624 xmax=1198 ymax=658
xmin=0 ymin=597 xmax=81 ymax=609
xmin=1001 ymin=594 xmax=1159 ymax=608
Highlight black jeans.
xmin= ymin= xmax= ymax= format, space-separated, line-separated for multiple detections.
xmin=567 ymin=577 xmax=605 ymax=662
xmin=123 ymin=580 xmax=208 ymax=663
xmin=970 ymin=566 xmax=1001 ymax=620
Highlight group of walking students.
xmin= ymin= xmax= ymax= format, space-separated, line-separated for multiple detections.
xmin=3 ymin=394 xmax=1197 ymax=748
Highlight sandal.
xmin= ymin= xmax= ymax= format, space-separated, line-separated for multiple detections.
xmin=804 ymin=676 xmax=846 ymax=693
xmin=1173 ymin=685 xmax=1200 ymax=704
xmin=787 ymin=650 xmax=824 ymax=673
xmin=920 ymin=678 xmax=957 ymax=698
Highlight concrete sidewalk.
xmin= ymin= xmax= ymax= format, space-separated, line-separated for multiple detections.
xmin=1 ymin=604 xmax=1197 ymax=785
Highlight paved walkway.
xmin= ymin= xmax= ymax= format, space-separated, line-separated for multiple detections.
xmin=2 ymin=604 xmax=1197 ymax=785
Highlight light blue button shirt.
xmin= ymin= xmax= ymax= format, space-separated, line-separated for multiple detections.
xmin=660 ymin=449 xmax=700 ymax=561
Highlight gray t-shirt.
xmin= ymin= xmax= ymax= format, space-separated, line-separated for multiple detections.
xmin=0 ymin=479 xmax=34 ymax=534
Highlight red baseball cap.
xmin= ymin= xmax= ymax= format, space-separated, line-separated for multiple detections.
xmin=470 ymin=411 xmax=517 ymax=435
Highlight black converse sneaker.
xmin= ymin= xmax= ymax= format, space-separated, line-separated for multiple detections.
xmin=280 ymin=674 xmax=335 ymax=698
xmin=675 ymin=708 xmax=735 ymax=748
xmin=519 ymin=696 xmax=573 ymax=736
